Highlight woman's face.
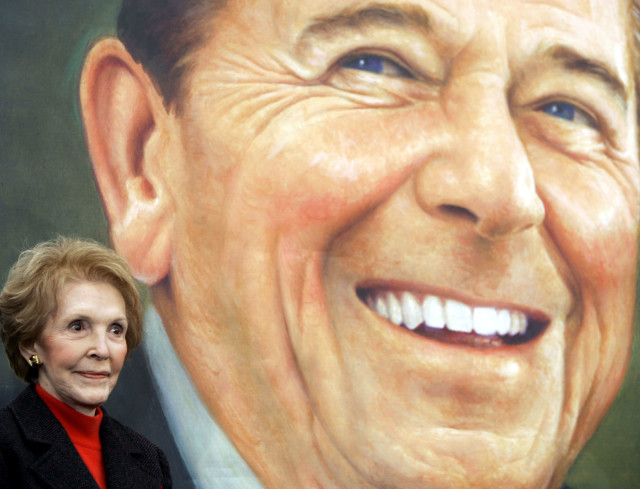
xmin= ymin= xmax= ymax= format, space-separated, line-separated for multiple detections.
xmin=22 ymin=280 xmax=128 ymax=415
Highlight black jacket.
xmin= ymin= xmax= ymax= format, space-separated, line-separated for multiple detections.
xmin=0 ymin=384 xmax=172 ymax=489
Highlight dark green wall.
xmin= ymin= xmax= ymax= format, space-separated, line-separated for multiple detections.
xmin=0 ymin=2 xmax=638 ymax=488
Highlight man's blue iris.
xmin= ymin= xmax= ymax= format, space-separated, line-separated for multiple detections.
xmin=342 ymin=55 xmax=385 ymax=74
xmin=542 ymin=101 xmax=575 ymax=121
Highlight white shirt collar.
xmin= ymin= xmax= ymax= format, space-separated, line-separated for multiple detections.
xmin=144 ymin=307 xmax=264 ymax=489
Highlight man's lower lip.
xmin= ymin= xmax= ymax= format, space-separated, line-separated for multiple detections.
xmin=357 ymin=287 xmax=550 ymax=348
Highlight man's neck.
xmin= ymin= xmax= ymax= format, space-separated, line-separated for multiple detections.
xmin=144 ymin=307 xmax=264 ymax=489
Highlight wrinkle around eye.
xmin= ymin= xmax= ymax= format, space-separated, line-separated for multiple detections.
xmin=323 ymin=54 xmax=440 ymax=107
xmin=518 ymin=111 xmax=607 ymax=162
xmin=339 ymin=53 xmax=414 ymax=79
xmin=539 ymin=101 xmax=597 ymax=128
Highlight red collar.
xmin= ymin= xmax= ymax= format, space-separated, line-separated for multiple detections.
xmin=35 ymin=383 xmax=103 ymax=449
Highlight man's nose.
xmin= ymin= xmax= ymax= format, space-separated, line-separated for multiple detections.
xmin=414 ymin=85 xmax=545 ymax=240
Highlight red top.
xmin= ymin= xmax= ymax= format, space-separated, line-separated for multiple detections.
xmin=35 ymin=383 xmax=107 ymax=489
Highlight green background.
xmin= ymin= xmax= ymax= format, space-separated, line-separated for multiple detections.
xmin=0 ymin=2 xmax=638 ymax=487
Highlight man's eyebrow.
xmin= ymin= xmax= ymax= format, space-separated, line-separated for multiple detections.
xmin=545 ymin=45 xmax=629 ymax=105
xmin=299 ymin=3 xmax=431 ymax=41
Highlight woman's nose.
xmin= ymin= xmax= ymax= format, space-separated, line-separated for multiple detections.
xmin=414 ymin=82 xmax=545 ymax=240
xmin=89 ymin=331 xmax=110 ymax=359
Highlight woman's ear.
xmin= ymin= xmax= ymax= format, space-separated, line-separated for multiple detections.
xmin=80 ymin=38 xmax=175 ymax=285
xmin=18 ymin=342 xmax=36 ymax=363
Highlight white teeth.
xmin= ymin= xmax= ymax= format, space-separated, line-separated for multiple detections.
xmin=510 ymin=311 xmax=527 ymax=336
xmin=473 ymin=307 xmax=497 ymax=336
xmin=374 ymin=296 xmax=388 ymax=319
xmin=445 ymin=299 xmax=473 ymax=333
xmin=508 ymin=314 xmax=519 ymax=335
xmin=422 ymin=296 xmax=445 ymax=329
xmin=496 ymin=309 xmax=511 ymax=335
xmin=401 ymin=292 xmax=423 ymax=330
xmin=366 ymin=291 xmax=529 ymax=338
xmin=518 ymin=312 xmax=527 ymax=334
xmin=386 ymin=293 xmax=403 ymax=325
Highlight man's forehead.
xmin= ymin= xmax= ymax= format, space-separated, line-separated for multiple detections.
xmin=214 ymin=0 xmax=631 ymax=75
xmin=221 ymin=0 xmax=624 ymax=25
xmin=215 ymin=0 xmax=629 ymax=54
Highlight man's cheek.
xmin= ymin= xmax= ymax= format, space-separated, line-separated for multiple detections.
xmin=534 ymin=170 xmax=638 ymax=446
xmin=538 ymin=172 xmax=638 ymax=288
xmin=245 ymin=110 xmax=450 ymax=239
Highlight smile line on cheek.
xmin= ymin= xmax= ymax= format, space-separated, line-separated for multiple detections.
xmin=357 ymin=287 xmax=550 ymax=348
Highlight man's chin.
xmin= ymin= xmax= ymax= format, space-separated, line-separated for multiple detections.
xmin=295 ymin=284 xmax=580 ymax=489
xmin=323 ymin=425 xmax=563 ymax=489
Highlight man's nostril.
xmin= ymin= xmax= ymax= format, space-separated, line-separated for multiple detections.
xmin=439 ymin=204 xmax=478 ymax=223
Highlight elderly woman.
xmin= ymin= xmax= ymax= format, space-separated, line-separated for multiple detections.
xmin=0 ymin=237 xmax=171 ymax=488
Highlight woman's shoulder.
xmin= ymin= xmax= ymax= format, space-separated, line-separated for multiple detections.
xmin=0 ymin=402 xmax=19 ymax=441
xmin=0 ymin=385 xmax=36 ymax=436
xmin=100 ymin=412 xmax=172 ymax=486
xmin=101 ymin=412 xmax=165 ymax=454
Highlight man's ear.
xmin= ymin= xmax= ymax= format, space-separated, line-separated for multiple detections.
xmin=80 ymin=38 xmax=174 ymax=285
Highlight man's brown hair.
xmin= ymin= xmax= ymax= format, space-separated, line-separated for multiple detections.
xmin=117 ymin=0 xmax=227 ymax=110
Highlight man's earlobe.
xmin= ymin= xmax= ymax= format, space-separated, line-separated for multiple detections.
xmin=80 ymin=38 xmax=174 ymax=285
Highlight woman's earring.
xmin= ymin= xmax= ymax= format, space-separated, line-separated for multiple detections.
xmin=28 ymin=355 xmax=42 ymax=368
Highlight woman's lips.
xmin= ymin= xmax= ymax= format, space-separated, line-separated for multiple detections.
xmin=357 ymin=286 xmax=550 ymax=348
xmin=77 ymin=371 xmax=110 ymax=379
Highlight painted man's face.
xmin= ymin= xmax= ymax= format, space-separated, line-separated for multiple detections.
xmin=100 ymin=0 xmax=640 ymax=487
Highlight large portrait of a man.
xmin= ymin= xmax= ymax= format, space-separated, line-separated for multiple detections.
xmin=1 ymin=1 xmax=640 ymax=488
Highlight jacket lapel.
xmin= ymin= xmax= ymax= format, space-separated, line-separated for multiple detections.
xmin=9 ymin=385 xmax=99 ymax=489
xmin=101 ymin=415 xmax=164 ymax=489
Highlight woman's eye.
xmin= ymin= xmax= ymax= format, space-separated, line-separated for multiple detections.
xmin=69 ymin=321 xmax=84 ymax=332
xmin=340 ymin=54 xmax=412 ymax=78
xmin=540 ymin=101 xmax=596 ymax=128
xmin=110 ymin=324 xmax=124 ymax=336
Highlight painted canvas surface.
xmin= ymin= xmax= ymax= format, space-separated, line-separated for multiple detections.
xmin=1 ymin=2 xmax=639 ymax=488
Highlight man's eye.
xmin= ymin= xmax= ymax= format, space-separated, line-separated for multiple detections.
xmin=340 ymin=54 xmax=412 ymax=78
xmin=540 ymin=101 xmax=596 ymax=128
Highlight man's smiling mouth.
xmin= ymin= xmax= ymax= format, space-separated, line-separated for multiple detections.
xmin=357 ymin=287 xmax=550 ymax=347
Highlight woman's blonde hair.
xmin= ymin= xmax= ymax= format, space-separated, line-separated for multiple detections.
xmin=0 ymin=237 xmax=143 ymax=382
